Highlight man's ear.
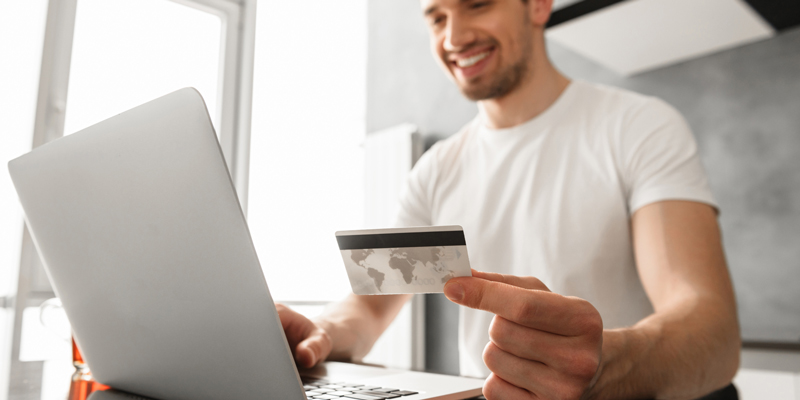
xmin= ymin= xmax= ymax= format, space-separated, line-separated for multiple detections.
xmin=527 ymin=0 xmax=554 ymax=27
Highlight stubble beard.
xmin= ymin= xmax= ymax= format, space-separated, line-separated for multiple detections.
xmin=454 ymin=16 xmax=535 ymax=101
xmin=459 ymin=56 xmax=529 ymax=101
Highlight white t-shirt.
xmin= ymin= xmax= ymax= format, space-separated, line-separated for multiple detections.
xmin=395 ymin=80 xmax=717 ymax=378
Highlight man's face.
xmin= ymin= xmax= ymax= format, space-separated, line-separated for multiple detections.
xmin=422 ymin=0 xmax=535 ymax=101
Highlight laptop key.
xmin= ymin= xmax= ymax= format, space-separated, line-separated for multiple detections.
xmin=303 ymin=380 xmax=416 ymax=400
xmin=354 ymin=391 xmax=400 ymax=399
xmin=343 ymin=395 xmax=384 ymax=400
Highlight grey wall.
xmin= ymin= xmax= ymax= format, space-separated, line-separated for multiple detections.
xmin=368 ymin=1 xmax=800 ymax=374
xmin=549 ymin=28 xmax=800 ymax=345
xmin=367 ymin=0 xmax=476 ymax=136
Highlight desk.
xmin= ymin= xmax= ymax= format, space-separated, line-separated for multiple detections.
xmin=81 ymin=387 xmax=489 ymax=400
xmin=72 ymin=380 xmax=736 ymax=400
xmin=30 ymin=337 xmax=739 ymax=400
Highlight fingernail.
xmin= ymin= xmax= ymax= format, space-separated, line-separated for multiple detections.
xmin=444 ymin=282 xmax=464 ymax=302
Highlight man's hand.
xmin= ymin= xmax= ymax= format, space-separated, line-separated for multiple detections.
xmin=276 ymin=294 xmax=411 ymax=369
xmin=444 ymin=270 xmax=603 ymax=400
xmin=276 ymin=303 xmax=332 ymax=368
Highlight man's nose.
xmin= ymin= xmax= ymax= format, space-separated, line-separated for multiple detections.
xmin=443 ymin=17 xmax=476 ymax=52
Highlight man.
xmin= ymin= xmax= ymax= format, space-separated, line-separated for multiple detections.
xmin=277 ymin=0 xmax=741 ymax=398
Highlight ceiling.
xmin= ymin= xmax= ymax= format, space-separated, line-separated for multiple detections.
xmin=545 ymin=0 xmax=800 ymax=76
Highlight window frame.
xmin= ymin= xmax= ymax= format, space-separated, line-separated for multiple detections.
xmin=172 ymin=0 xmax=258 ymax=211
xmin=6 ymin=0 xmax=257 ymax=398
xmin=6 ymin=1 xmax=427 ymax=396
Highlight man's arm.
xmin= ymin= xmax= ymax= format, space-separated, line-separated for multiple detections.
xmin=277 ymin=293 xmax=411 ymax=368
xmin=588 ymin=200 xmax=740 ymax=399
xmin=443 ymin=200 xmax=740 ymax=399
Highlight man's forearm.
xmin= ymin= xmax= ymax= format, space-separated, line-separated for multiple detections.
xmin=587 ymin=295 xmax=740 ymax=400
xmin=314 ymin=293 xmax=412 ymax=362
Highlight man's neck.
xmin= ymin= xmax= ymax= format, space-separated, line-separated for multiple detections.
xmin=478 ymin=59 xmax=571 ymax=130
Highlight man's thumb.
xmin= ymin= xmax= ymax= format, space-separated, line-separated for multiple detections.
xmin=296 ymin=338 xmax=319 ymax=368
xmin=444 ymin=280 xmax=465 ymax=303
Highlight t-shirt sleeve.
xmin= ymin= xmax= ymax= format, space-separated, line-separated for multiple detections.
xmin=621 ymin=98 xmax=717 ymax=214
xmin=394 ymin=146 xmax=437 ymax=228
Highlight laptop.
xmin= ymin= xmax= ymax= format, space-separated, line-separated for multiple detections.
xmin=8 ymin=88 xmax=484 ymax=400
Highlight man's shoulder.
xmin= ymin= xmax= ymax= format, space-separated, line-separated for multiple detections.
xmin=571 ymin=80 xmax=683 ymax=123
xmin=572 ymin=80 xmax=653 ymax=111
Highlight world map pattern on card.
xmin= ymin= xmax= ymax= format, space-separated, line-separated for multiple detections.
xmin=340 ymin=245 xmax=471 ymax=295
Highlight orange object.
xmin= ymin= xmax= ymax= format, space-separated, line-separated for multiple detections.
xmin=72 ymin=338 xmax=84 ymax=364
xmin=68 ymin=337 xmax=110 ymax=400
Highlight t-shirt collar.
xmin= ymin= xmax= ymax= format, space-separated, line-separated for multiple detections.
xmin=475 ymin=79 xmax=581 ymax=141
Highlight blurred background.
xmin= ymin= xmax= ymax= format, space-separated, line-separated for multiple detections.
xmin=1 ymin=0 xmax=799 ymax=399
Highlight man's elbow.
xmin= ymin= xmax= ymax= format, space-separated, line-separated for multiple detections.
xmin=711 ymin=306 xmax=742 ymax=388
xmin=719 ymin=324 xmax=741 ymax=385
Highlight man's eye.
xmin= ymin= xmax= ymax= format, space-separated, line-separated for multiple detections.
xmin=430 ymin=15 xmax=446 ymax=26
xmin=470 ymin=1 xmax=490 ymax=9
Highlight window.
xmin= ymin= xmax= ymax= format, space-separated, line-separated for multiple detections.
xmin=4 ymin=0 xmax=254 ymax=398
xmin=63 ymin=0 xmax=223 ymax=135
xmin=247 ymin=0 xmax=367 ymax=303
xmin=246 ymin=1 xmax=420 ymax=370
xmin=0 ymin=1 xmax=49 ymax=398
xmin=5 ymin=1 xmax=419 ymax=396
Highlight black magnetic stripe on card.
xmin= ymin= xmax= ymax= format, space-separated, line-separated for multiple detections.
xmin=336 ymin=231 xmax=466 ymax=250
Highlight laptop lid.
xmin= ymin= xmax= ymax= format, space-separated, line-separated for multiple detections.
xmin=9 ymin=88 xmax=305 ymax=400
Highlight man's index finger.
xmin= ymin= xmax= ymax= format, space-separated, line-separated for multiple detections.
xmin=445 ymin=277 xmax=592 ymax=336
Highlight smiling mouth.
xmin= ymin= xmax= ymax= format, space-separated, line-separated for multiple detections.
xmin=455 ymin=51 xmax=491 ymax=68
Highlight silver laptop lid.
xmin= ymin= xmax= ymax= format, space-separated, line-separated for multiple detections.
xmin=8 ymin=88 xmax=305 ymax=400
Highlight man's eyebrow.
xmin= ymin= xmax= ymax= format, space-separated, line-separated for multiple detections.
xmin=424 ymin=5 xmax=438 ymax=16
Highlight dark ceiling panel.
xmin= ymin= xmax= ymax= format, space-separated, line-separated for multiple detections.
xmin=744 ymin=0 xmax=800 ymax=31
xmin=547 ymin=0 xmax=800 ymax=32
xmin=547 ymin=0 xmax=627 ymax=28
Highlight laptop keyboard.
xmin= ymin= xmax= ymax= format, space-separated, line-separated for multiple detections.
xmin=301 ymin=376 xmax=419 ymax=400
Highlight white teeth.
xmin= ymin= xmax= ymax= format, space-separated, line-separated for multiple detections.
xmin=456 ymin=51 xmax=489 ymax=68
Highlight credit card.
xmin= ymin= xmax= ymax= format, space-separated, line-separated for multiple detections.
xmin=335 ymin=225 xmax=472 ymax=295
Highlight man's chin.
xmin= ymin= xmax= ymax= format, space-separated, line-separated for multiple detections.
xmin=452 ymin=57 xmax=528 ymax=101
xmin=457 ymin=69 xmax=523 ymax=101
xmin=459 ymin=83 xmax=503 ymax=102
xmin=455 ymin=78 xmax=492 ymax=101
xmin=460 ymin=88 xmax=489 ymax=102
